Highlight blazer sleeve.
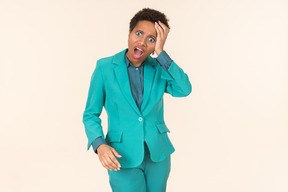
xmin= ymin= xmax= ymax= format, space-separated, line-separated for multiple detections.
xmin=160 ymin=60 xmax=192 ymax=97
xmin=83 ymin=60 xmax=106 ymax=150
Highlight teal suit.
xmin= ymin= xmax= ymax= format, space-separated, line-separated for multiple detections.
xmin=83 ymin=48 xmax=192 ymax=168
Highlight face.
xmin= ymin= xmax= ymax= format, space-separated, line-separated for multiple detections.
xmin=126 ymin=20 xmax=157 ymax=67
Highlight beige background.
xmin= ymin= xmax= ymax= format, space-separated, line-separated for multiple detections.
xmin=1 ymin=0 xmax=288 ymax=191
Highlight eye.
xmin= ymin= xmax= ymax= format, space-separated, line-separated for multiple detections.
xmin=148 ymin=37 xmax=155 ymax=43
xmin=135 ymin=31 xmax=142 ymax=36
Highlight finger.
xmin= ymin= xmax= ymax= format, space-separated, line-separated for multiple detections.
xmin=111 ymin=148 xmax=122 ymax=158
xmin=107 ymin=148 xmax=121 ymax=170
xmin=155 ymin=22 xmax=164 ymax=37
xmin=158 ymin=21 xmax=169 ymax=32
xmin=100 ymin=156 xmax=113 ymax=170
xmin=100 ymin=160 xmax=106 ymax=168
xmin=104 ymin=152 xmax=119 ymax=170
xmin=155 ymin=22 xmax=163 ymax=37
xmin=158 ymin=21 xmax=169 ymax=37
xmin=108 ymin=155 xmax=120 ymax=170
xmin=110 ymin=153 xmax=121 ymax=168
xmin=101 ymin=153 xmax=116 ymax=170
xmin=155 ymin=22 xmax=160 ymax=38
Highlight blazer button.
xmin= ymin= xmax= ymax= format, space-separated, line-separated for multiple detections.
xmin=138 ymin=117 xmax=143 ymax=122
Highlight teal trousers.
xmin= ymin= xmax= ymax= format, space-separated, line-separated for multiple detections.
xmin=107 ymin=142 xmax=171 ymax=192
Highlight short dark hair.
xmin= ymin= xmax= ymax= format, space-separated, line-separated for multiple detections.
xmin=129 ymin=8 xmax=170 ymax=33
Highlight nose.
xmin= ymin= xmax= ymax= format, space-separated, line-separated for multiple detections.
xmin=138 ymin=37 xmax=146 ymax=47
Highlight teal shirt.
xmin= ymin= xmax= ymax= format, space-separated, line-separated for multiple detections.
xmin=92 ymin=50 xmax=172 ymax=153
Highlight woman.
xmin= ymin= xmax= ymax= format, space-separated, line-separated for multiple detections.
xmin=83 ymin=8 xmax=192 ymax=192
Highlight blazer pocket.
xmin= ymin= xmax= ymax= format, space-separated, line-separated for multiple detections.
xmin=156 ymin=123 xmax=171 ymax=134
xmin=107 ymin=131 xmax=123 ymax=143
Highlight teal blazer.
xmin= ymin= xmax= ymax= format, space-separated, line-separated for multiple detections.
xmin=83 ymin=48 xmax=192 ymax=168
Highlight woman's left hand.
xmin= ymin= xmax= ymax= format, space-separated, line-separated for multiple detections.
xmin=154 ymin=21 xmax=170 ymax=55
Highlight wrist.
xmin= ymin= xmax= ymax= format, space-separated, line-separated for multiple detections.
xmin=155 ymin=49 xmax=163 ymax=55
xmin=97 ymin=143 xmax=107 ymax=151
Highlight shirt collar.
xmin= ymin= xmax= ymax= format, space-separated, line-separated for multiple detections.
xmin=124 ymin=52 xmax=131 ymax=68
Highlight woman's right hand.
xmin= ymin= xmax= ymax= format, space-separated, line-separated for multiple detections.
xmin=97 ymin=144 xmax=122 ymax=171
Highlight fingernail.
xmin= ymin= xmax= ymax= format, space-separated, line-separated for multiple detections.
xmin=117 ymin=168 xmax=120 ymax=170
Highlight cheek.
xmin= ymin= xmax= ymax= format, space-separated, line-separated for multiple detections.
xmin=130 ymin=35 xmax=137 ymax=41
xmin=128 ymin=35 xmax=135 ymax=43
xmin=128 ymin=38 xmax=137 ymax=46
xmin=147 ymin=44 xmax=156 ymax=52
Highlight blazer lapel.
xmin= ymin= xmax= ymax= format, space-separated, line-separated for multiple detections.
xmin=113 ymin=49 xmax=157 ymax=115
xmin=141 ymin=56 xmax=157 ymax=112
xmin=113 ymin=49 xmax=142 ymax=116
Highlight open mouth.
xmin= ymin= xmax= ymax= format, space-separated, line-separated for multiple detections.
xmin=132 ymin=46 xmax=144 ymax=59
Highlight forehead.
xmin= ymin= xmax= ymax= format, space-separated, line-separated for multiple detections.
xmin=133 ymin=20 xmax=156 ymax=36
